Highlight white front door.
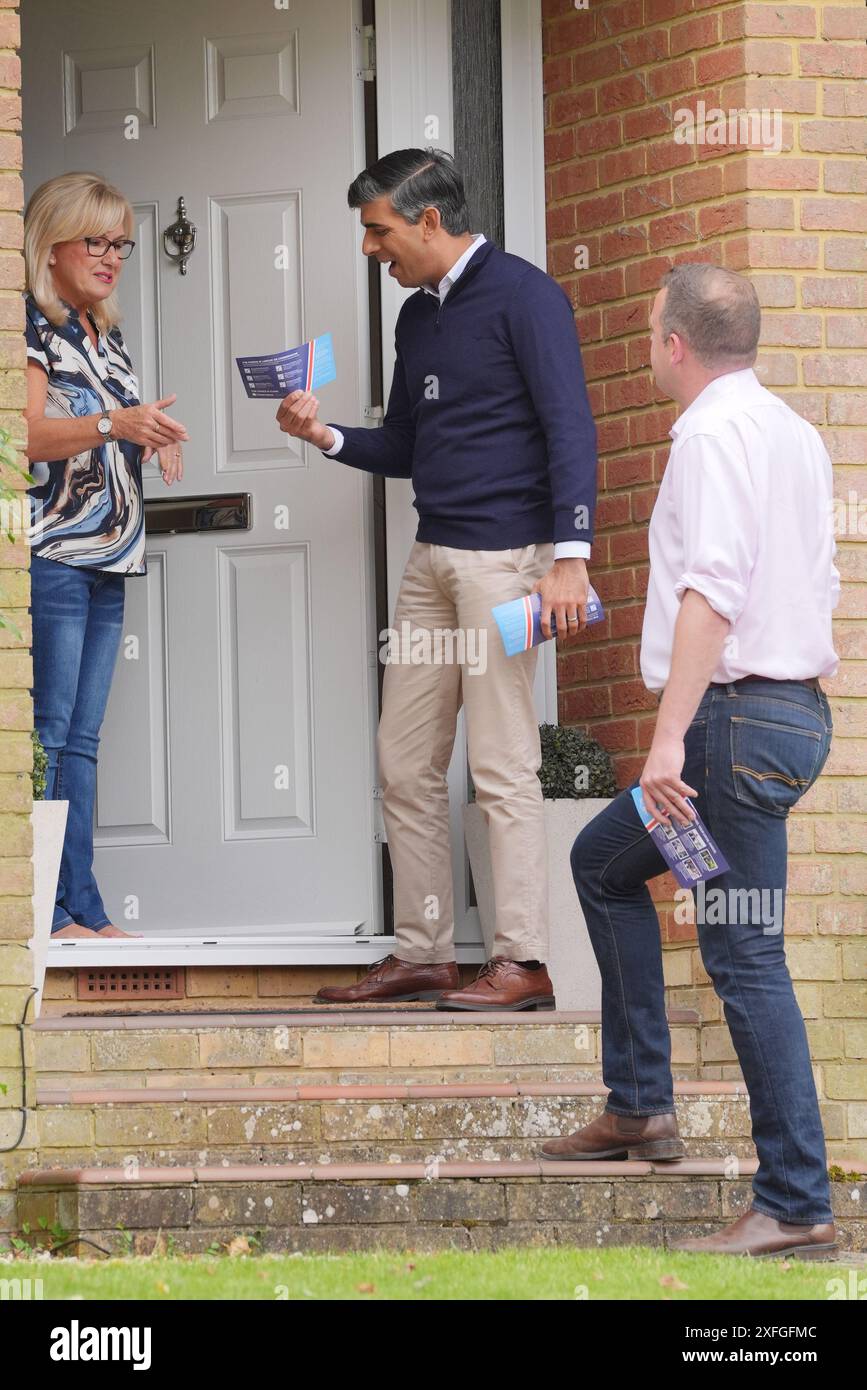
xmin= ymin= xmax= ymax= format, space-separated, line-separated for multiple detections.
xmin=24 ymin=0 xmax=380 ymax=943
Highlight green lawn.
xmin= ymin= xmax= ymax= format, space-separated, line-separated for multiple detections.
xmin=2 ymin=1246 xmax=853 ymax=1300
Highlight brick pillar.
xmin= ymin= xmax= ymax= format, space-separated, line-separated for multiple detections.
xmin=0 ymin=3 xmax=35 ymax=1242
xmin=543 ymin=0 xmax=866 ymax=1164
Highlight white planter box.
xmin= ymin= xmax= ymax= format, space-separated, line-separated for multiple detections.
xmin=463 ymin=798 xmax=611 ymax=1011
xmin=28 ymin=799 xmax=69 ymax=1019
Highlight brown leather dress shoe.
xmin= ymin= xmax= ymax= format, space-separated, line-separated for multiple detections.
xmin=540 ymin=1108 xmax=686 ymax=1161
xmin=313 ymin=953 xmax=459 ymax=1004
xmin=670 ymin=1208 xmax=839 ymax=1259
xmin=435 ymin=957 xmax=556 ymax=1012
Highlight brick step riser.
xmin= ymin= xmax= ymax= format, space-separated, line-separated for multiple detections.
xmin=18 ymin=1179 xmax=864 ymax=1256
xmin=29 ymin=1139 xmax=761 ymax=1168
xmin=32 ymin=1022 xmax=706 ymax=1083
xmin=35 ymin=1096 xmax=757 ymax=1156
xmin=36 ymin=1066 xmax=720 ymax=1090
xmin=40 ymin=1218 xmax=859 ymax=1257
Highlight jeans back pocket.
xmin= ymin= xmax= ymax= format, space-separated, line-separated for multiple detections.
xmin=730 ymin=714 xmax=827 ymax=818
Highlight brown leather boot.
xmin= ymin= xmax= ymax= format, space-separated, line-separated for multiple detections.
xmin=436 ymin=957 xmax=556 ymax=1012
xmin=670 ymin=1208 xmax=838 ymax=1259
xmin=314 ymin=953 xmax=459 ymax=1004
xmin=540 ymin=1107 xmax=685 ymax=1161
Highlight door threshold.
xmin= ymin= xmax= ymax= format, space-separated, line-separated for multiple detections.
xmin=46 ymin=935 xmax=488 ymax=968
xmin=57 ymin=1003 xmax=445 ymax=1019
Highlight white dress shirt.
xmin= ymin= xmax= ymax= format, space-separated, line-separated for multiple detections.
xmin=323 ymin=232 xmax=589 ymax=561
xmin=641 ymin=367 xmax=840 ymax=692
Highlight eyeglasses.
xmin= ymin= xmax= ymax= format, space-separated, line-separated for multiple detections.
xmin=82 ymin=236 xmax=136 ymax=260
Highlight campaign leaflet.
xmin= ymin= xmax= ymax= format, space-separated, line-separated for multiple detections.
xmin=630 ymin=786 xmax=729 ymax=887
xmin=492 ymin=586 xmax=605 ymax=657
xmin=236 ymin=332 xmax=336 ymax=399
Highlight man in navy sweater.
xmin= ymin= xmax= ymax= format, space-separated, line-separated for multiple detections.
xmin=277 ymin=149 xmax=597 ymax=1009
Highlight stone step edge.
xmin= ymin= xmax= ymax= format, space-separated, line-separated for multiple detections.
xmin=37 ymin=1079 xmax=748 ymax=1106
xmin=20 ymin=1157 xmax=760 ymax=1185
xmin=32 ymin=1008 xmax=700 ymax=1032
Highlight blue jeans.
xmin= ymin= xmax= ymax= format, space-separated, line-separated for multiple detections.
xmin=30 ymin=555 xmax=125 ymax=931
xmin=571 ymin=678 xmax=834 ymax=1225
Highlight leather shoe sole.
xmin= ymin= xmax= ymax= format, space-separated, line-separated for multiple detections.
xmin=313 ymin=987 xmax=449 ymax=1004
xmin=541 ymin=1136 xmax=686 ymax=1161
xmin=750 ymin=1241 xmax=839 ymax=1261
xmin=435 ymin=994 xmax=556 ymax=1012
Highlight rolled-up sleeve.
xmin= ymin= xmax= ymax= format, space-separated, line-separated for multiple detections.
xmin=671 ymin=432 xmax=758 ymax=624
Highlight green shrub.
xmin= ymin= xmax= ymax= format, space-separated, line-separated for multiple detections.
xmin=538 ymin=722 xmax=616 ymax=800
xmin=31 ymin=729 xmax=47 ymax=802
xmin=468 ymin=724 xmax=617 ymax=803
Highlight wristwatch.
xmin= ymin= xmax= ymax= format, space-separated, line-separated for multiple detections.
xmin=97 ymin=410 xmax=113 ymax=440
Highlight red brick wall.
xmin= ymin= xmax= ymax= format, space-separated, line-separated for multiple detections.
xmin=543 ymin=0 xmax=867 ymax=1159
xmin=544 ymin=0 xmax=866 ymax=776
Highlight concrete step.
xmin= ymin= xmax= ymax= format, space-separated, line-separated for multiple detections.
xmin=32 ymin=1008 xmax=712 ymax=1088
xmin=12 ymin=1158 xmax=748 ymax=1255
xmin=34 ymin=1079 xmax=757 ymax=1167
xmin=18 ymin=1161 xmax=863 ymax=1256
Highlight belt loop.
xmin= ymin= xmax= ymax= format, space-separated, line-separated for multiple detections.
xmin=726 ymin=682 xmax=736 ymax=697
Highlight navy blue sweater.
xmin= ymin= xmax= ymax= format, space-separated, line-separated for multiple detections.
xmin=326 ymin=239 xmax=597 ymax=550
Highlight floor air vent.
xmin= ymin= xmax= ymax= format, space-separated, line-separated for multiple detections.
xmin=76 ymin=968 xmax=183 ymax=1000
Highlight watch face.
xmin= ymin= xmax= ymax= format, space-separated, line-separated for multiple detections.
xmin=98 ymin=417 xmax=111 ymax=434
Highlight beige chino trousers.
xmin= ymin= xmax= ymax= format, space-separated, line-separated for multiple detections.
xmin=377 ymin=540 xmax=554 ymax=965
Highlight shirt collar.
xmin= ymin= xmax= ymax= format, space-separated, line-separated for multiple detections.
xmin=59 ymin=297 xmax=106 ymax=357
xmin=669 ymin=367 xmax=761 ymax=438
xmin=422 ymin=233 xmax=487 ymax=300
xmin=60 ymin=297 xmax=97 ymax=331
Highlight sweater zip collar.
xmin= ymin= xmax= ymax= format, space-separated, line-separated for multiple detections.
xmin=432 ymin=238 xmax=496 ymax=329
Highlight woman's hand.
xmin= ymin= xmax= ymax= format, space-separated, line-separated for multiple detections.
xmin=142 ymin=441 xmax=184 ymax=484
xmin=112 ymin=394 xmax=189 ymax=451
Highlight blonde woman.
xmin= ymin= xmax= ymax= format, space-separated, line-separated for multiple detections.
xmin=24 ymin=172 xmax=188 ymax=939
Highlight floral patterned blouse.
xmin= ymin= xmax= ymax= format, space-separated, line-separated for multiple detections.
xmin=25 ymin=291 xmax=146 ymax=574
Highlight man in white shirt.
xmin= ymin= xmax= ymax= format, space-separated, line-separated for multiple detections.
xmin=541 ymin=263 xmax=840 ymax=1260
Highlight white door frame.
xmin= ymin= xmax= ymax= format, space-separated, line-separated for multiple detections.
xmin=45 ymin=0 xmax=551 ymax=968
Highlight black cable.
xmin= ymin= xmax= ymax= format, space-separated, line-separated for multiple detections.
xmin=47 ymin=1236 xmax=113 ymax=1257
xmin=4 ymin=988 xmax=115 ymax=1258
xmin=1 ymin=984 xmax=38 ymax=1152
